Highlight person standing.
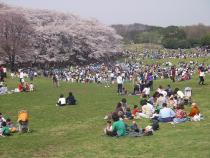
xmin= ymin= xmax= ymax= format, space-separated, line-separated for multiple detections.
xmin=116 ymin=73 xmax=123 ymax=94
xmin=2 ymin=66 xmax=7 ymax=79
xmin=171 ymin=66 xmax=176 ymax=82
xmin=29 ymin=70 xmax=34 ymax=81
xmin=198 ymin=66 xmax=205 ymax=85
xmin=0 ymin=66 xmax=3 ymax=82
xmin=19 ymin=70 xmax=24 ymax=83
xmin=52 ymin=74 xmax=59 ymax=87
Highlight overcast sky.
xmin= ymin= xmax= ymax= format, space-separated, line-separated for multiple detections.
xmin=3 ymin=0 xmax=210 ymax=26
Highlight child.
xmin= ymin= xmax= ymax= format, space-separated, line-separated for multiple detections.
xmin=6 ymin=118 xmax=17 ymax=133
xmin=132 ymin=105 xmax=140 ymax=119
xmin=104 ymin=120 xmax=112 ymax=135
xmin=130 ymin=120 xmax=139 ymax=132
xmin=17 ymin=110 xmax=29 ymax=133
xmin=125 ymin=107 xmax=133 ymax=120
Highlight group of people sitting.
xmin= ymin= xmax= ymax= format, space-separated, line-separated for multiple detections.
xmin=17 ymin=82 xmax=34 ymax=92
xmin=56 ymin=92 xmax=77 ymax=106
xmin=0 ymin=110 xmax=29 ymax=137
xmin=104 ymin=85 xmax=203 ymax=137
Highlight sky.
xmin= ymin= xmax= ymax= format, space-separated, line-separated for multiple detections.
xmin=3 ymin=0 xmax=210 ymax=26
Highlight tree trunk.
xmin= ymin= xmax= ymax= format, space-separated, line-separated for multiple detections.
xmin=9 ymin=54 xmax=16 ymax=72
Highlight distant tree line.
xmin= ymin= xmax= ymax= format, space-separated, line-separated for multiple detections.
xmin=112 ymin=23 xmax=210 ymax=49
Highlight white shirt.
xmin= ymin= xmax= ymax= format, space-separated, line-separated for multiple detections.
xmin=142 ymin=103 xmax=154 ymax=116
xmin=143 ymin=87 xmax=150 ymax=95
xmin=58 ymin=97 xmax=66 ymax=105
xmin=110 ymin=73 xmax=114 ymax=78
xmin=117 ymin=75 xmax=123 ymax=84
xmin=200 ymin=72 xmax=205 ymax=77
xmin=177 ymin=90 xmax=184 ymax=98
xmin=2 ymin=68 xmax=6 ymax=73
xmin=19 ymin=72 xmax=24 ymax=79
xmin=29 ymin=84 xmax=34 ymax=91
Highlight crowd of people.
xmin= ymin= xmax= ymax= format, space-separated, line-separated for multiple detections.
xmin=0 ymin=47 xmax=208 ymax=139
xmin=1 ymin=58 xmax=209 ymax=93
xmin=125 ymin=47 xmax=210 ymax=61
xmin=39 ymin=61 xmax=210 ymax=92
xmin=103 ymin=84 xmax=203 ymax=137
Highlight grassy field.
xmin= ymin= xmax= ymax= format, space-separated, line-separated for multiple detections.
xmin=0 ymin=75 xmax=210 ymax=158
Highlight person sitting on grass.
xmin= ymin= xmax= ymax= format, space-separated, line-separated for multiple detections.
xmin=66 ymin=92 xmax=76 ymax=105
xmin=104 ymin=120 xmax=112 ymax=135
xmin=17 ymin=110 xmax=29 ymax=133
xmin=173 ymin=104 xmax=188 ymax=124
xmin=125 ymin=107 xmax=133 ymax=120
xmin=103 ymin=102 xmax=124 ymax=121
xmin=29 ymin=83 xmax=35 ymax=92
xmin=115 ymin=102 xmax=124 ymax=115
xmin=6 ymin=118 xmax=17 ymax=133
xmin=0 ymin=122 xmax=11 ymax=136
xmin=132 ymin=105 xmax=140 ymax=119
xmin=142 ymin=84 xmax=150 ymax=97
xmin=56 ymin=94 xmax=66 ymax=106
xmin=189 ymin=103 xmax=200 ymax=117
xmin=189 ymin=103 xmax=201 ymax=121
xmin=0 ymin=113 xmax=6 ymax=127
xmin=130 ymin=120 xmax=140 ymax=132
xmin=159 ymin=103 xmax=175 ymax=122
xmin=18 ymin=82 xmax=24 ymax=92
xmin=121 ymin=98 xmax=128 ymax=113
xmin=24 ymin=82 xmax=30 ymax=92
xmin=138 ymin=100 xmax=155 ymax=119
xmin=106 ymin=112 xmax=126 ymax=137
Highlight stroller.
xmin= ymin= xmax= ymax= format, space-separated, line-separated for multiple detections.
xmin=17 ymin=110 xmax=29 ymax=133
xmin=184 ymin=87 xmax=192 ymax=105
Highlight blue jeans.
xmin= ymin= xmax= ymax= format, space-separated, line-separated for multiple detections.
xmin=159 ymin=117 xmax=173 ymax=122
xmin=173 ymin=118 xmax=188 ymax=123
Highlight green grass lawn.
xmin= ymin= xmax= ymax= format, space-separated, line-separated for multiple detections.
xmin=0 ymin=75 xmax=210 ymax=158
